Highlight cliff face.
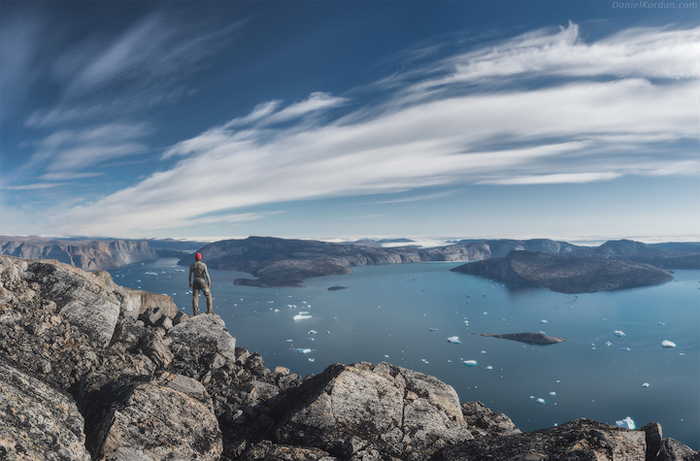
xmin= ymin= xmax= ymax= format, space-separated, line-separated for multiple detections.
xmin=1 ymin=255 xmax=697 ymax=460
xmin=451 ymin=250 xmax=675 ymax=293
xmin=0 ymin=236 xmax=158 ymax=270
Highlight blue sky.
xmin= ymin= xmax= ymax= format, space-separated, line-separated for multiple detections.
xmin=1 ymin=1 xmax=698 ymax=242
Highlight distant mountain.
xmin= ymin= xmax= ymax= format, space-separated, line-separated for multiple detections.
xmin=0 ymin=236 xmax=211 ymax=271
xmin=570 ymin=239 xmax=700 ymax=269
xmin=179 ymin=236 xmax=583 ymax=287
xmin=451 ymin=250 xmax=674 ymax=293
xmin=0 ymin=236 xmax=158 ymax=271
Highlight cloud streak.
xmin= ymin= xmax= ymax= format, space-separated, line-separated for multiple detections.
xmin=22 ymin=21 xmax=700 ymax=237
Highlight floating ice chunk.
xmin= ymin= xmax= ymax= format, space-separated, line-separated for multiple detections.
xmin=615 ymin=416 xmax=635 ymax=430
xmin=614 ymin=330 xmax=626 ymax=337
xmin=464 ymin=320 xmax=469 ymax=325
xmin=605 ymin=341 xmax=613 ymax=347
xmin=384 ymin=355 xmax=390 ymax=358
xmin=286 ymin=304 xmax=297 ymax=309
xmin=293 ymin=312 xmax=313 ymax=320
xmin=297 ymin=348 xmax=312 ymax=354
xmin=421 ymin=358 xmax=429 ymax=364
xmin=549 ymin=391 xmax=556 ymax=396
xmin=274 ymin=309 xmax=279 ymax=312
xmin=658 ymin=322 xmax=665 ymax=326
xmin=462 ymin=360 xmax=478 ymax=367
xmin=429 ymin=328 xmax=439 ymax=332
xmin=285 ymin=339 xmax=294 ymax=342
xmin=447 ymin=336 xmax=461 ymax=344
xmin=642 ymin=383 xmax=650 ymax=388
xmin=307 ymin=338 xmax=315 ymax=341
xmin=308 ymin=330 xmax=318 ymax=335
xmin=530 ymin=396 xmax=535 ymax=399
xmin=661 ymin=340 xmax=677 ymax=348
xmin=536 ymin=398 xmax=546 ymax=404
xmin=308 ymin=358 xmax=315 ymax=362
xmin=486 ymin=366 xmax=493 ymax=370
xmin=145 ymin=271 xmax=158 ymax=276
xmin=480 ymin=351 xmax=486 ymax=354
xmin=619 ymin=347 xmax=630 ymax=351
xmin=540 ymin=319 xmax=548 ymax=324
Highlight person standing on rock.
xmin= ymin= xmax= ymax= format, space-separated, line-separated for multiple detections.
xmin=189 ymin=253 xmax=213 ymax=315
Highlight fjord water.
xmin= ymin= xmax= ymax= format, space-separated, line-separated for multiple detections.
xmin=110 ymin=259 xmax=700 ymax=448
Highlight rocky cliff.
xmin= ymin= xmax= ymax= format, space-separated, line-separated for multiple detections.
xmin=451 ymin=250 xmax=675 ymax=293
xmin=0 ymin=255 xmax=697 ymax=460
xmin=0 ymin=235 xmax=159 ymax=270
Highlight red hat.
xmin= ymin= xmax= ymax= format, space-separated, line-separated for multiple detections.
xmin=195 ymin=253 xmax=202 ymax=260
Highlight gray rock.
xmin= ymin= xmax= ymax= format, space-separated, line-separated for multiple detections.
xmin=0 ymin=361 xmax=91 ymax=461
xmin=93 ymin=381 xmax=222 ymax=461
xmin=139 ymin=332 xmax=173 ymax=369
xmin=167 ymin=313 xmax=236 ymax=361
xmin=272 ymin=362 xmax=472 ymax=458
xmin=658 ymin=438 xmax=700 ymax=461
xmin=461 ymin=401 xmax=521 ymax=438
xmin=435 ymin=418 xmax=647 ymax=460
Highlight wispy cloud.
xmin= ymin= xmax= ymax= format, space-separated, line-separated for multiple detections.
xmin=22 ymin=9 xmax=244 ymax=128
xmin=25 ymin=21 xmax=700 ymax=236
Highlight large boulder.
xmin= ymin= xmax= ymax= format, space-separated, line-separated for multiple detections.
xmin=272 ymin=362 xmax=472 ymax=460
xmin=167 ymin=313 xmax=237 ymax=362
xmin=91 ymin=377 xmax=222 ymax=461
xmin=0 ymin=361 xmax=92 ymax=461
xmin=461 ymin=401 xmax=521 ymax=438
xmin=434 ymin=418 xmax=647 ymax=460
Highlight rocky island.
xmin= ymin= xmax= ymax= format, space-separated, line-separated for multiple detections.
xmin=451 ymin=250 xmax=675 ymax=293
xmin=1 ymin=255 xmax=697 ymax=460
xmin=474 ymin=332 xmax=565 ymax=345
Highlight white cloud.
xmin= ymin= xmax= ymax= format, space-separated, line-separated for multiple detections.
xmin=26 ymin=21 xmax=700 ymax=237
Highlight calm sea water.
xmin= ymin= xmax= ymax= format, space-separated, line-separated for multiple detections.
xmin=110 ymin=259 xmax=700 ymax=448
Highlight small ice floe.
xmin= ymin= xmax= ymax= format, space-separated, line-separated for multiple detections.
xmin=307 ymin=338 xmax=315 ymax=341
xmin=297 ymin=348 xmax=312 ymax=354
xmin=421 ymin=358 xmax=429 ymax=364
xmin=293 ymin=312 xmax=313 ymax=320
xmin=480 ymin=351 xmax=486 ymax=354
xmin=540 ymin=319 xmax=548 ymax=324
xmin=384 ymin=355 xmax=390 ymax=358
xmin=642 ymin=383 xmax=651 ymax=388
xmin=447 ymin=336 xmax=461 ymax=344
xmin=615 ymin=416 xmax=636 ymax=430
xmin=614 ymin=330 xmax=626 ymax=337
xmin=658 ymin=322 xmax=666 ymax=326
xmin=536 ymin=398 xmax=546 ymax=404
xmin=619 ymin=347 xmax=631 ymax=352
xmin=462 ymin=360 xmax=478 ymax=367
xmin=486 ymin=366 xmax=493 ymax=370
xmin=285 ymin=339 xmax=294 ymax=342
xmin=548 ymin=391 xmax=557 ymax=396
xmin=605 ymin=341 xmax=613 ymax=347
xmin=145 ymin=271 xmax=158 ymax=276
xmin=308 ymin=358 xmax=315 ymax=362
xmin=429 ymin=328 xmax=439 ymax=332
xmin=274 ymin=309 xmax=280 ymax=312
xmin=464 ymin=320 xmax=469 ymax=325
xmin=308 ymin=330 xmax=318 ymax=335
xmin=286 ymin=304 xmax=297 ymax=309
xmin=661 ymin=340 xmax=677 ymax=348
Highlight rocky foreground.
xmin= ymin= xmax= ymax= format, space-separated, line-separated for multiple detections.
xmin=0 ymin=255 xmax=697 ymax=461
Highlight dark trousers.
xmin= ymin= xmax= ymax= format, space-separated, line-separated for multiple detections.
xmin=192 ymin=279 xmax=213 ymax=315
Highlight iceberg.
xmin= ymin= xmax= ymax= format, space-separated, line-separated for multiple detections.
xmin=540 ymin=319 xmax=548 ymax=324
xmin=486 ymin=365 xmax=493 ymax=370
xmin=462 ymin=360 xmax=478 ymax=367
xmin=536 ymin=398 xmax=546 ymax=404
xmin=308 ymin=330 xmax=318 ymax=335
xmin=614 ymin=330 xmax=626 ymax=337
xmin=429 ymin=328 xmax=439 ymax=332
xmin=615 ymin=416 xmax=636 ymax=430
xmin=447 ymin=336 xmax=461 ymax=344
xmin=293 ymin=312 xmax=313 ymax=320
xmin=661 ymin=340 xmax=677 ymax=348
xmin=642 ymin=383 xmax=650 ymax=388
xmin=548 ymin=391 xmax=556 ymax=396
xmin=297 ymin=348 xmax=312 ymax=354
xmin=619 ymin=347 xmax=630 ymax=351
